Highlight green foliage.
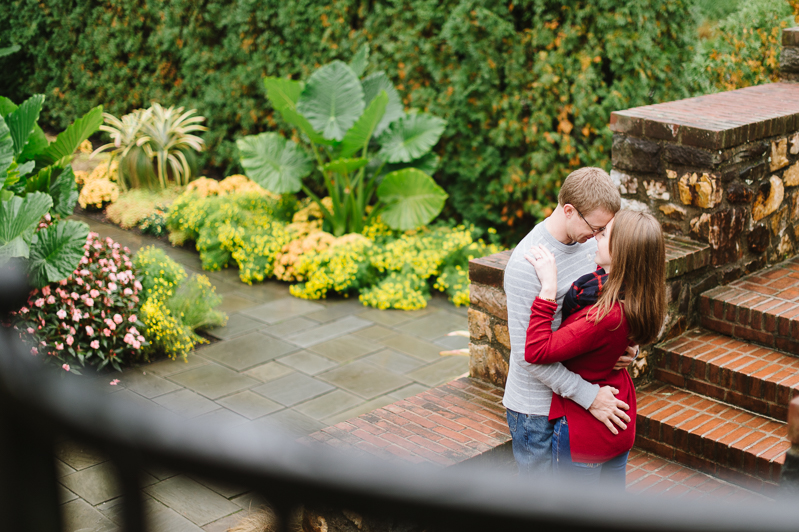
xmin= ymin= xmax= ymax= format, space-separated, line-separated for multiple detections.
xmin=244 ymin=53 xmax=448 ymax=235
xmin=688 ymin=0 xmax=793 ymax=93
xmin=0 ymin=94 xmax=99 ymax=285
xmin=0 ymin=0 xmax=697 ymax=241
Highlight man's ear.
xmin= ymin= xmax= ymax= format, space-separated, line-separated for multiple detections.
xmin=562 ymin=204 xmax=575 ymax=218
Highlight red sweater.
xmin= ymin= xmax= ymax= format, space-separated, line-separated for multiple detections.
xmin=525 ymin=298 xmax=635 ymax=462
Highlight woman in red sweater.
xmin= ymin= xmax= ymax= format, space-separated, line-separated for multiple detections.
xmin=524 ymin=210 xmax=666 ymax=487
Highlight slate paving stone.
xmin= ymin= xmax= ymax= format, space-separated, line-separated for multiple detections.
xmin=118 ymin=368 xmax=182 ymax=398
xmin=303 ymin=298 xmax=368 ymax=323
xmin=277 ymin=350 xmax=338 ymax=375
xmin=190 ymin=475 xmax=248 ymax=499
xmin=145 ymin=475 xmax=241 ymax=526
xmin=321 ymin=396 xmax=397 ymax=426
xmin=406 ymin=356 xmax=469 ymax=387
xmin=395 ymin=310 xmax=467 ymax=341
xmin=284 ymin=316 xmax=372 ymax=347
xmin=61 ymin=499 xmax=118 ymax=532
xmin=144 ymin=464 xmax=179 ymax=481
xmin=205 ymin=313 xmax=265 ymax=340
xmin=433 ymin=334 xmax=470 ymax=350
xmin=153 ymin=389 xmax=221 ymax=419
xmin=358 ymin=308 xmax=416 ymax=327
xmin=200 ymin=332 xmax=297 ymax=371
xmin=202 ymin=512 xmax=245 ymax=532
xmin=388 ymin=383 xmax=431 ymax=401
xmin=193 ymin=408 xmax=250 ymax=430
xmin=378 ymin=334 xmax=445 ymax=362
xmin=317 ymin=361 xmax=412 ymax=399
xmin=362 ymin=348 xmax=426 ymax=374
xmin=55 ymin=458 xmax=76 ymax=478
xmin=241 ymin=297 xmax=325 ymax=324
xmin=217 ymin=390 xmax=284 ymax=419
xmin=55 ymin=439 xmax=107 ymax=470
xmin=235 ymin=283 xmax=290 ymax=303
xmin=293 ymin=389 xmax=364 ymax=420
xmin=251 ymin=372 xmax=335 ymax=406
xmin=146 ymin=354 xmax=210 ymax=377
xmin=217 ymin=293 xmax=261 ymax=314
xmin=260 ymin=408 xmax=325 ymax=438
xmin=353 ymin=324 xmax=396 ymax=340
xmin=168 ymin=364 xmax=258 ymax=400
xmin=308 ymin=334 xmax=382 ymax=362
xmin=108 ymin=388 xmax=164 ymax=414
xmin=58 ymin=484 xmax=78 ymax=504
xmin=60 ymin=462 xmax=158 ymax=506
xmin=231 ymin=492 xmax=269 ymax=511
xmin=206 ymin=279 xmax=245 ymax=296
xmin=99 ymin=496 xmax=204 ymax=532
xmin=243 ymin=361 xmax=294 ymax=383
xmin=260 ymin=317 xmax=320 ymax=339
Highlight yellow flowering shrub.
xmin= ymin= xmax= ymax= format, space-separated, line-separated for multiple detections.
xmin=274 ymin=230 xmax=337 ymax=282
xmin=360 ymin=270 xmax=428 ymax=310
xmin=78 ymin=139 xmax=94 ymax=154
xmin=106 ymin=187 xmax=181 ymax=229
xmin=74 ymin=170 xmax=90 ymax=185
xmin=85 ymin=159 xmax=120 ymax=184
xmin=140 ymin=297 xmax=199 ymax=361
xmin=135 ymin=246 xmax=226 ymax=361
xmin=186 ymin=174 xmax=278 ymax=199
xmin=78 ymin=177 xmax=120 ymax=209
xmin=290 ymin=233 xmax=373 ymax=300
xmin=186 ymin=176 xmax=221 ymax=197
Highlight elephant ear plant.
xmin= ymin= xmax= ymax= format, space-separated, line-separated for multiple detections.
xmin=238 ymin=45 xmax=448 ymax=235
xmin=0 ymin=94 xmax=101 ymax=287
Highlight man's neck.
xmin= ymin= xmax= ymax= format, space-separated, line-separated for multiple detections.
xmin=545 ymin=206 xmax=574 ymax=245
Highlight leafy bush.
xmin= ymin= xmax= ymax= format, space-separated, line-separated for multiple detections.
xmin=688 ymin=0 xmax=794 ymax=93
xmin=0 ymin=94 xmax=100 ymax=286
xmin=11 ymin=232 xmax=148 ymax=373
xmin=0 ymin=0 xmax=698 ymax=242
xmin=133 ymin=246 xmax=226 ymax=360
xmin=240 ymin=50 xmax=449 ymax=235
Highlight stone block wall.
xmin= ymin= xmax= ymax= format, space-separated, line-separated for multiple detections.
xmin=610 ymin=81 xmax=799 ymax=280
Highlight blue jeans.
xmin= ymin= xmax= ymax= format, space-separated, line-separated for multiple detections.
xmin=506 ymin=408 xmax=554 ymax=476
xmin=551 ymin=416 xmax=628 ymax=488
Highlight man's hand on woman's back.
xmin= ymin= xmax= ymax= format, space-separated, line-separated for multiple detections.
xmin=588 ymin=386 xmax=630 ymax=435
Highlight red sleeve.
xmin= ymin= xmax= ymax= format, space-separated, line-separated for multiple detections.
xmin=524 ymin=298 xmax=620 ymax=364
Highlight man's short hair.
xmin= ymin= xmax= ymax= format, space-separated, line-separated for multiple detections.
xmin=558 ymin=167 xmax=620 ymax=215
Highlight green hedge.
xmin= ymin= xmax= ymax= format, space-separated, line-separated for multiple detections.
xmin=0 ymin=0 xmax=697 ymax=242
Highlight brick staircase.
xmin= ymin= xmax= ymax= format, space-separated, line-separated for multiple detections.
xmin=639 ymin=258 xmax=799 ymax=494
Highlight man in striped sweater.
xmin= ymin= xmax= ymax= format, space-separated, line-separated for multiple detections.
xmin=502 ymin=167 xmax=636 ymax=476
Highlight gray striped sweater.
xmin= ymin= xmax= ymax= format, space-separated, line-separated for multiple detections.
xmin=501 ymin=220 xmax=601 ymax=416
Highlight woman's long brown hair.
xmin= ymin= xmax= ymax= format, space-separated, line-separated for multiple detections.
xmin=589 ymin=210 xmax=667 ymax=345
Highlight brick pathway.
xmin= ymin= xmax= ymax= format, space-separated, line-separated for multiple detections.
xmin=59 ymin=215 xmax=471 ymax=532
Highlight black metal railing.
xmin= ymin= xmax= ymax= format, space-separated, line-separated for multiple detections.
xmin=2 ymin=267 xmax=799 ymax=532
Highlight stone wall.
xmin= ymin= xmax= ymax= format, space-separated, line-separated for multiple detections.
xmin=610 ymin=82 xmax=799 ymax=278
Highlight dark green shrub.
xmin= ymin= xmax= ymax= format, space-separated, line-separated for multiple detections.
xmin=0 ymin=0 xmax=697 ymax=242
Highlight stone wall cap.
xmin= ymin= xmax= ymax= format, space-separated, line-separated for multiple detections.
xmin=610 ymin=83 xmax=799 ymax=149
xmin=783 ymin=27 xmax=799 ymax=47
xmin=790 ymin=396 xmax=799 ymax=445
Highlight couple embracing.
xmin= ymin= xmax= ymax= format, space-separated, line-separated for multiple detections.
xmin=503 ymin=167 xmax=666 ymax=487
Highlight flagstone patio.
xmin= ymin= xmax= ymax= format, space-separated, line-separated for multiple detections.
xmin=59 ymin=214 xmax=471 ymax=531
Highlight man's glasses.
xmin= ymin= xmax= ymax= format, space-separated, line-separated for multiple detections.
xmin=572 ymin=206 xmax=606 ymax=234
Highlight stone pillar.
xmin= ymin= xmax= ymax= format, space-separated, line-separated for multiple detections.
xmin=467 ymin=251 xmax=511 ymax=388
xmin=781 ymin=27 xmax=799 ymax=83
xmin=779 ymin=396 xmax=799 ymax=493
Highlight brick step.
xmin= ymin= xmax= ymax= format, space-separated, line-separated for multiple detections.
xmin=699 ymin=256 xmax=799 ymax=354
xmin=654 ymin=327 xmax=799 ymax=420
xmin=635 ymin=382 xmax=791 ymax=493
xmin=663 ymin=234 xmax=710 ymax=279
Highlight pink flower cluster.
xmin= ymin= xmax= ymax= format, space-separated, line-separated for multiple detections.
xmin=12 ymin=232 xmax=149 ymax=372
